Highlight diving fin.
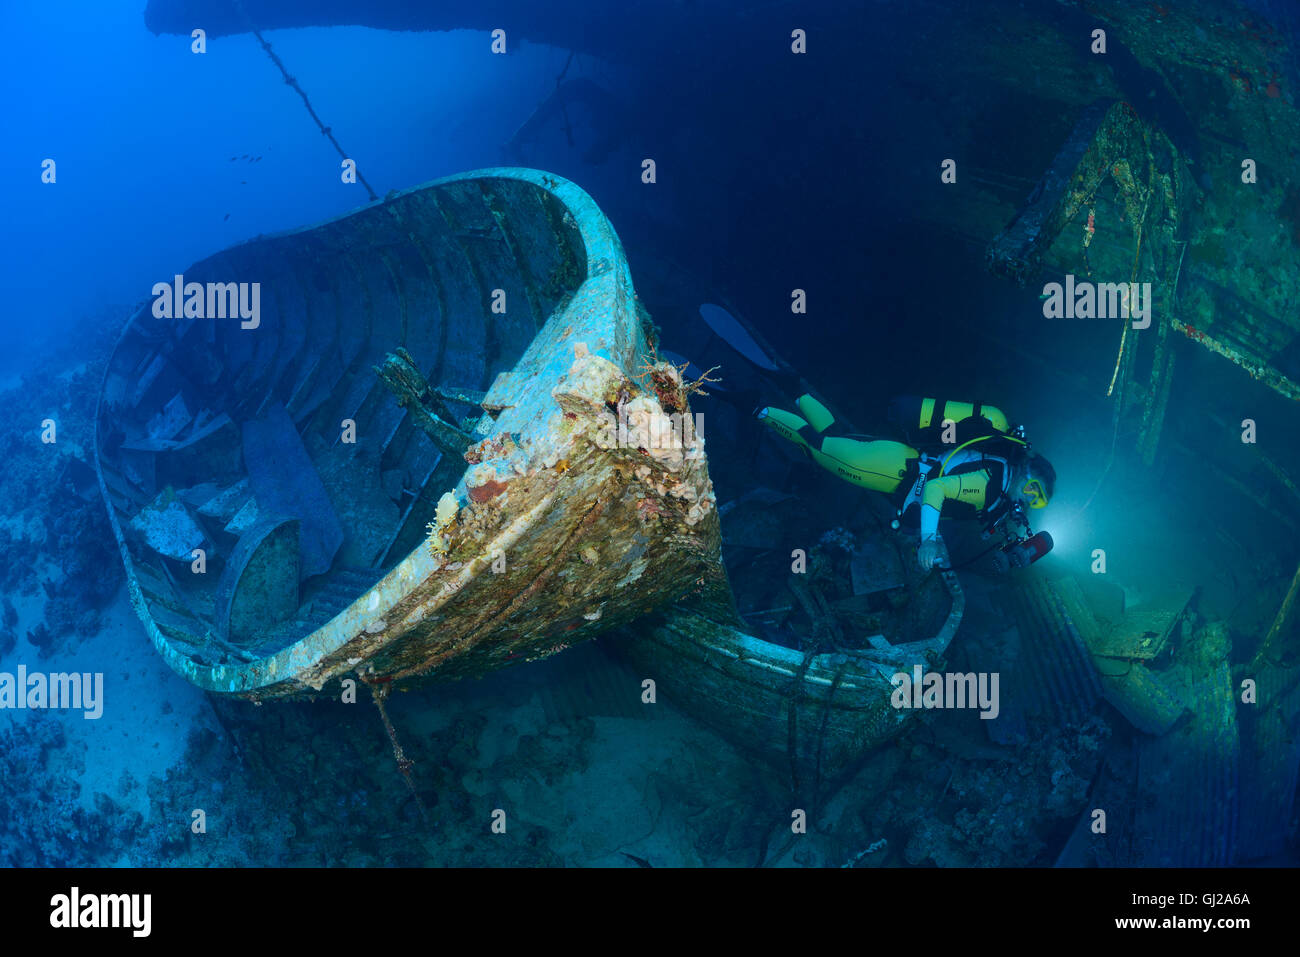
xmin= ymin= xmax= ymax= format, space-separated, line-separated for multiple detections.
xmin=698 ymin=303 xmax=801 ymax=395
xmin=698 ymin=304 xmax=780 ymax=371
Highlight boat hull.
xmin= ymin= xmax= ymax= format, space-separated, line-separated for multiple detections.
xmin=618 ymin=570 xmax=965 ymax=796
xmin=94 ymin=168 xmax=728 ymax=697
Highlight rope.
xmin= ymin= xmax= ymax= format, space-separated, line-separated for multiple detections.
xmin=556 ymin=50 xmax=576 ymax=147
xmin=1105 ymin=180 xmax=1151 ymax=397
xmin=360 ymin=674 xmax=433 ymax=831
xmin=782 ymin=573 xmax=853 ymax=810
xmin=230 ymin=0 xmax=379 ymax=202
xmin=1252 ymin=559 xmax=1300 ymax=670
xmin=784 ymin=630 xmax=820 ymax=798
xmin=810 ymin=667 xmax=846 ymax=809
xmin=943 ymin=540 xmax=1002 ymax=571
xmin=1082 ymin=139 xmax=1159 ymax=517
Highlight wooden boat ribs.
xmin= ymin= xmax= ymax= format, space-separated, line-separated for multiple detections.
xmin=94 ymin=168 xmax=726 ymax=697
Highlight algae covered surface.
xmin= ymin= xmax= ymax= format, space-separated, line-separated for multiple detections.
xmin=2 ymin=0 xmax=1298 ymax=870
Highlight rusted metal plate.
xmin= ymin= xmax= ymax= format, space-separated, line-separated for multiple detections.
xmin=1092 ymin=591 xmax=1192 ymax=662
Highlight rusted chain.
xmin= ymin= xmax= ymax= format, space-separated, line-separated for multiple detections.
xmin=230 ymin=0 xmax=379 ymax=202
xmin=359 ymin=673 xmax=433 ymax=830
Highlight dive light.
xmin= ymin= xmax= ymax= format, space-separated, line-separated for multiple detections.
xmin=1001 ymin=530 xmax=1054 ymax=568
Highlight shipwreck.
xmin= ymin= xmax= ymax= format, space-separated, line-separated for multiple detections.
xmin=93 ymin=168 xmax=734 ymax=697
xmin=94 ymin=168 xmax=966 ymax=802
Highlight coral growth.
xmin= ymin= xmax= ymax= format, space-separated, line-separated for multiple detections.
xmin=633 ymin=345 xmax=720 ymax=415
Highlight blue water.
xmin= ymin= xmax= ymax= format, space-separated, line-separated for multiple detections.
xmin=1 ymin=5 xmax=606 ymax=374
xmin=1 ymin=0 xmax=1296 ymax=868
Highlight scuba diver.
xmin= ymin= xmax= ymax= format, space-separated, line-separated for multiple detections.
xmin=756 ymin=393 xmax=1056 ymax=572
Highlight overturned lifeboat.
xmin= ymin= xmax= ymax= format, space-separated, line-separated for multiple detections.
xmin=94 ymin=168 xmax=728 ymax=697
xmin=622 ymin=553 xmax=964 ymax=797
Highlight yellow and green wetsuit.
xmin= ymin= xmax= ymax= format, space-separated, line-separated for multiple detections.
xmin=755 ymin=394 xmax=918 ymax=494
xmin=756 ymin=394 xmax=1026 ymax=542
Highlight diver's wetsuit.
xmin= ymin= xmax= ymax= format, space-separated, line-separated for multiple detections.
xmin=756 ymin=394 xmax=1026 ymax=539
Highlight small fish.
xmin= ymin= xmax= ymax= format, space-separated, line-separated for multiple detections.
xmin=620 ymin=852 xmax=653 ymax=868
xmin=223 ymin=213 xmax=230 ymax=221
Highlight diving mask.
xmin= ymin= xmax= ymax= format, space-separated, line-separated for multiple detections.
xmin=1022 ymin=477 xmax=1049 ymax=509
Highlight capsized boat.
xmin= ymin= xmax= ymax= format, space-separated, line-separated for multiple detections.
xmin=619 ymin=567 xmax=964 ymax=798
xmin=94 ymin=168 xmax=730 ymax=697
